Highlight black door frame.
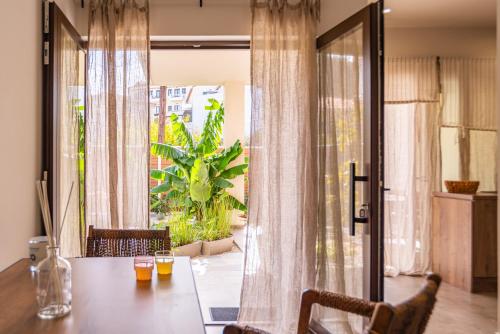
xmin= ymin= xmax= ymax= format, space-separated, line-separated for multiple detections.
xmin=316 ymin=0 xmax=385 ymax=302
xmin=42 ymin=0 xmax=85 ymax=234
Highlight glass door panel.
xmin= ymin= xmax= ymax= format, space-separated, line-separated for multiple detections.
xmin=314 ymin=2 xmax=384 ymax=333
xmin=43 ymin=1 xmax=85 ymax=257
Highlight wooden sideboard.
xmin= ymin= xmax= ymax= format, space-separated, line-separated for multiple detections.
xmin=432 ymin=191 xmax=497 ymax=292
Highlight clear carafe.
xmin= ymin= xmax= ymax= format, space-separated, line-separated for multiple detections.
xmin=35 ymin=246 xmax=72 ymax=319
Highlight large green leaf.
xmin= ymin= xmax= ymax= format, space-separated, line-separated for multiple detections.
xmin=225 ymin=194 xmax=247 ymax=212
xmin=171 ymin=113 xmax=194 ymax=150
xmin=150 ymin=169 xmax=166 ymax=181
xmin=151 ymin=143 xmax=186 ymax=161
xmin=150 ymin=167 xmax=186 ymax=191
xmin=190 ymin=158 xmax=211 ymax=203
xmin=151 ymin=181 xmax=172 ymax=194
xmin=151 ymin=143 xmax=194 ymax=171
xmin=218 ymin=164 xmax=248 ymax=180
xmin=196 ymin=100 xmax=224 ymax=156
xmin=209 ymin=140 xmax=243 ymax=172
xmin=213 ymin=177 xmax=234 ymax=189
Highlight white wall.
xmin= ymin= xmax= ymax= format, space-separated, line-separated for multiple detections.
xmin=0 ymin=0 xmax=78 ymax=272
xmin=319 ymin=0 xmax=369 ymax=35
xmin=386 ymin=27 xmax=496 ymax=57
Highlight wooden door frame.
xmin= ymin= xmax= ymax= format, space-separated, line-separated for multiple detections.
xmin=42 ymin=0 xmax=85 ymax=233
xmin=316 ymin=0 xmax=385 ymax=302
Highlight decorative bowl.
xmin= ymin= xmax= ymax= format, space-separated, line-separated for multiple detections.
xmin=444 ymin=180 xmax=480 ymax=194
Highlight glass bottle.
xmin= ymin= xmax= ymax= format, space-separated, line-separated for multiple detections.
xmin=35 ymin=246 xmax=72 ymax=319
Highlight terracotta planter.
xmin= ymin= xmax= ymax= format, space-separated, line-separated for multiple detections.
xmin=172 ymin=241 xmax=202 ymax=258
xmin=201 ymin=236 xmax=234 ymax=256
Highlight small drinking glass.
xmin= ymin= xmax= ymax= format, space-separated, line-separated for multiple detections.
xmin=155 ymin=250 xmax=174 ymax=275
xmin=134 ymin=256 xmax=154 ymax=281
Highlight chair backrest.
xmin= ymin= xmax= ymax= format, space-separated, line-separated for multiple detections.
xmin=385 ymin=273 xmax=442 ymax=334
xmin=86 ymin=225 xmax=171 ymax=257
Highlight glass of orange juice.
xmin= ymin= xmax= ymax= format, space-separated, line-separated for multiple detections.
xmin=155 ymin=250 xmax=174 ymax=275
xmin=134 ymin=256 xmax=154 ymax=281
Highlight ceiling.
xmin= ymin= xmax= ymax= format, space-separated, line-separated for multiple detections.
xmin=150 ymin=50 xmax=250 ymax=86
xmin=385 ymin=0 xmax=496 ymax=28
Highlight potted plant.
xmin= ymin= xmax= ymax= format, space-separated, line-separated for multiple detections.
xmin=199 ymin=196 xmax=234 ymax=256
xmin=151 ymin=213 xmax=202 ymax=257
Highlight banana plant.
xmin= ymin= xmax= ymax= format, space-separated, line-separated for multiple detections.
xmin=150 ymin=98 xmax=247 ymax=218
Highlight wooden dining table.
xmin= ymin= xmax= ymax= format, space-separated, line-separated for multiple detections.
xmin=0 ymin=256 xmax=206 ymax=334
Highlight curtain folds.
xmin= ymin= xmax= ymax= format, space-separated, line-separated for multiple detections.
xmin=58 ymin=26 xmax=82 ymax=257
xmin=440 ymin=58 xmax=497 ymax=190
xmin=238 ymin=2 xmax=318 ymax=333
xmin=384 ymin=57 xmax=440 ymax=277
xmin=86 ymin=0 xmax=150 ymax=230
xmin=385 ymin=57 xmax=440 ymax=103
xmin=315 ymin=25 xmax=364 ymax=333
xmin=441 ymin=58 xmax=496 ymax=130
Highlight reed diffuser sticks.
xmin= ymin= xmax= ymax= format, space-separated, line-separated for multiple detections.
xmin=35 ymin=172 xmax=74 ymax=247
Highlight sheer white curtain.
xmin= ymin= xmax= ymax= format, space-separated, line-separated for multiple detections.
xmin=384 ymin=57 xmax=441 ymax=276
xmin=86 ymin=0 xmax=150 ymax=230
xmin=238 ymin=1 xmax=319 ymax=333
xmin=315 ymin=25 xmax=364 ymax=333
xmin=58 ymin=26 xmax=82 ymax=257
xmin=441 ymin=58 xmax=497 ymax=191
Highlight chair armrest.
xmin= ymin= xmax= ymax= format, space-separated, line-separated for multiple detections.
xmin=314 ymin=290 xmax=377 ymax=317
xmin=297 ymin=289 xmax=377 ymax=334
xmin=223 ymin=324 xmax=271 ymax=334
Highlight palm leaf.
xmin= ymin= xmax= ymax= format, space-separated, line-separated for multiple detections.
xmin=151 ymin=143 xmax=187 ymax=161
xmin=150 ymin=169 xmax=167 ymax=181
xmin=171 ymin=113 xmax=194 ymax=150
xmin=213 ymin=177 xmax=234 ymax=189
xmin=196 ymin=101 xmax=224 ymax=155
xmin=208 ymin=140 xmax=243 ymax=171
xmin=151 ymin=143 xmax=194 ymax=171
xmin=218 ymin=164 xmax=248 ymax=180
xmin=151 ymin=181 xmax=172 ymax=194
xmin=225 ymin=194 xmax=247 ymax=212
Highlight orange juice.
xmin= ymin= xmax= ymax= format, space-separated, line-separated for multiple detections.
xmin=134 ymin=257 xmax=154 ymax=281
xmin=156 ymin=258 xmax=174 ymax=275
xmin=135 ymin=262 xmax=153 ymax=280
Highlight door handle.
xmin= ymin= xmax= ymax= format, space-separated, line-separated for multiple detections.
xmin=350 ymin=161 xmax=368 ymax=236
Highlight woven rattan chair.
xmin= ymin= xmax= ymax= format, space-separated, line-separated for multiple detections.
xmin=86 ymin=225 xmax=171 ymax=257
xmin=224 ymin=273 xmax=441 ymax=334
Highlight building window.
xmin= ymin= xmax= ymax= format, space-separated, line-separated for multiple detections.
xmin=168 ymin=88 xmax=172 ymax=96
xmin=174 ymin=104 xmax=180 ymax=111
xmin=168 ymin=106 xmax=172 ymax=112
xmin=154 ymin=105 xmax=160 ymax=115
xmin=174 ymin=88 xmax=180 ymax=96
xmin=155 ymin=90 xmax=160 ymax=98
xmin=182 ymin=88 xmax=186 ymax=94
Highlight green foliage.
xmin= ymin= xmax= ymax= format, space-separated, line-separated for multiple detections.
xmin=190 ymin=158 xmax=211 ymax=203
xmin=150 ymin=119 xmax=177 ymax=145
xmin=150 ymin=193 xmax=169 ymax=214
xmin=198 ymin=196 xmax=232 ymax=241
xmin=150 ymin=98 xmax=247 ymax=218
xmin=151 ymin=213 xmax=199 ymax=248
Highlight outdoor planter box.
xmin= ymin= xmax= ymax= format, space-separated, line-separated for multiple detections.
xmin=201 ymin=236 xmax=234 ymax=256
xmin=172 ymin=241 xmax=202 ymax=258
